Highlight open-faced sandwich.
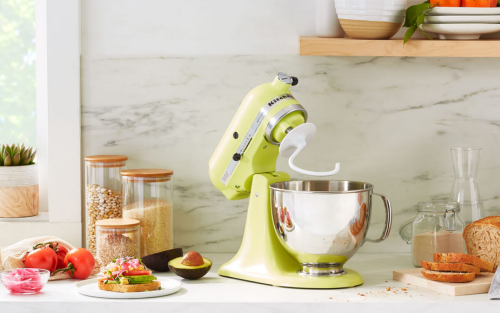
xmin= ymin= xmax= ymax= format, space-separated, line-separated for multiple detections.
xmin=98 ymin=257 xmax=160 ymax=292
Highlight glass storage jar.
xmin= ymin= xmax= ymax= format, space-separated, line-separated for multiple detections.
xmin=400 ymin=201 xmax=465 ymax=267
xmin=85 ymin=155 xmax=128 ymax=255
xmin=96 ymin=218 xmax=140 ymax=269
xmin=121 ymin=169 xmax=174 ymax=257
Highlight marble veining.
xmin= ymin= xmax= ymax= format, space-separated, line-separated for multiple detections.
xmin=82 ymin=55 xmax=500 ymax=253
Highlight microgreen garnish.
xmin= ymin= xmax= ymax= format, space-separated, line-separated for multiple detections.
xmin=403 ymin=1 xmax=435 ymax=44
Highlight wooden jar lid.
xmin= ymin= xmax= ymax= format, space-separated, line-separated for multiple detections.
xmin=96 ymin=218 xmax=140 ymax=228
xmin=121 ymin=169 xmax=173 ymax=182
xmin=85 ymin=155 xmax=128 ymax=162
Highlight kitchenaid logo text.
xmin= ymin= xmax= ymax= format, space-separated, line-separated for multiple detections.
xmin=267 ymin=94 xmax=293 ymax=107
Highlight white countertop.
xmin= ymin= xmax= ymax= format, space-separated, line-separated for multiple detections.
xmin=1 ymin=253 xmax=497 ymax=313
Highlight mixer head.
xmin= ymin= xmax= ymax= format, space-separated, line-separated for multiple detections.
xmin=209 ymin=73 xmax=307 ymax=200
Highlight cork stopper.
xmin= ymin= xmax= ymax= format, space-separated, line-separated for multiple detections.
xmin=96 ymin=218 xmax=140 ymax=228
xmin=85 ymin=155 xmax=128 ymax=168
xmin=121 ymin=169 xmax=173 ymax=182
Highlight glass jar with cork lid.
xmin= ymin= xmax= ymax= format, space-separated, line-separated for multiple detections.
xmin=121 ymin=169 xmax=174 ymax=257
xmin=84 ymin=155 xmax=128 ymax=255
xmin=96 ymin=218 xmax=141 ymax=268
xmin=399 ymin=201 xmax=466 ymax=267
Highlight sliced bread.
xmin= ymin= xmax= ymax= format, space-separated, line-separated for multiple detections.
xmin=463 ymin=216 xmax=500 ymax=271
xmin=98 ymin=281 xmax=161 ymax=293
xmin=421 ymin=270 xmax=475 ymax=283
xmin=434 ymin=252 xmax=494 ymax=272
xmin=421 ymin=261 xmax=480 ymax=274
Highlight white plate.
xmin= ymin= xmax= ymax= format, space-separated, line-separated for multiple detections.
xmin=76 ymin=278 xmax=182 ymax=299
xmin=421 ymin=23 xmax=500 ymax=39
xmin=428 ymin=7 xmax=500 ymax=15
xmin=425 ymin=15 xmax=500 ymax=23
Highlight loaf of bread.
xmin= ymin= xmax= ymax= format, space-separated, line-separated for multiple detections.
xmin=421 ymin=261 xmax=480 ymax=274
xmin=421 ymin=270 xmax=475 ymax=283
xmin=463 ymin=216 xmax=500 ymax=271
xmin=434 ymin=252 xmax=494 ymax=272
xmin=98 ymin=281 xmax=161 ymax=293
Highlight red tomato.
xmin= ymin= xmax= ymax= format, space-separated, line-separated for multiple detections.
xmin=54 ymin=244 xmax=69 ymax=269
xmin=462 ymin=0 xmax=490 ymax=6
xmin=124 ymin=270 xmax=152 ymax=276
xmin=53 ymin=248 xmax=95 ymax=279
xmin=430 ymin=0 xmax=461 ymax=6
xmin=24 ymin=246 xmax=58 ymax=273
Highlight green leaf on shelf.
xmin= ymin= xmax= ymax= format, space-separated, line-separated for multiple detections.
xmin=403 ymin=1 xmax=435 ymax=45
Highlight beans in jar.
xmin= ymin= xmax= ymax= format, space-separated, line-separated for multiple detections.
xmin=86 ymin=184 xmax=122 ymax=255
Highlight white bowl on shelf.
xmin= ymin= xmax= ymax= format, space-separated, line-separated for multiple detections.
xmin=421 ymin=23 xmax=500 ymax=39
xmin=335 ymin=0 xmax=407 ymax=23
xmin=427 ymin=7 xmax=500 ymax=15
xmin=334 ymin=0 xmax=407 ymax=39
xmin=425 ymin=15 xmax=500 ymax=24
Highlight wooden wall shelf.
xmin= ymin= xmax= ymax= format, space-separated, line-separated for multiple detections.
xmin=300 ymin=36 xmax=500 ymax=57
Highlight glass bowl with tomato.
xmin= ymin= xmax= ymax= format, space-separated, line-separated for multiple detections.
xmin=0 ymin=268 xmax=50 ymax=294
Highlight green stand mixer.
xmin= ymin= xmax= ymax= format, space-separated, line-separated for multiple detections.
xmin=209 ymin=73 xmax=393 ymax=288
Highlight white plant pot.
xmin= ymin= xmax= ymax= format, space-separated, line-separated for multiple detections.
xmin=0 ymin=164 xmax=39 ymax=218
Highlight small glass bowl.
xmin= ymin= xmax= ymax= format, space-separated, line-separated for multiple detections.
xmin=0 ymin=268 xmax=50 ymax=294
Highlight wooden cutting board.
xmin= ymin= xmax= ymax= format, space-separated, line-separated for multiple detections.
xmin=393 ymin=268 xmax=494 ymax=296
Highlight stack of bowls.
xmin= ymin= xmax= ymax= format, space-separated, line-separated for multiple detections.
xmin=334 ymin=0 xmax=408 ymax=39
xmin=422 ymin=7 xmax=500 ymax=40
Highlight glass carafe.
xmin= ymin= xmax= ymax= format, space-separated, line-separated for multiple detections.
xmin=449 ymin=148 xmax=484 ymax=225
xmin=399 ymin=201 xmax=465 ymax=267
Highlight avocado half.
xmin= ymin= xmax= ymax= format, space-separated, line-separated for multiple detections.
xmin=142 ymin=248 xmax=184 ymax=272
xmin=168 ymin=257 xmax=212 ymax=279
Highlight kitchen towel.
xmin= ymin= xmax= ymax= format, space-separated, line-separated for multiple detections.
xmin=488 ymin=266 xmax=500 ymax=299
xmin=0 ymin=236 xmax=100 ymax=281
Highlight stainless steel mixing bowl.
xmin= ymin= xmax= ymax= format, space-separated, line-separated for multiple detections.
xmin=270 ymin=180 xmax=392 ymax=276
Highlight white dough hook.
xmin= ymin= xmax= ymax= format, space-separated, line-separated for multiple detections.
xmin=279 ymin=123 xmax=340 ymax=177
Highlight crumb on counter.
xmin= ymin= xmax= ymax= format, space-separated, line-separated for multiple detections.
xmin=386 ymin=287 xmax=391 ymax=291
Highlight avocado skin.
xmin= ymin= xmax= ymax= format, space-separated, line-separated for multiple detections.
xmin=142 ymin=248 xmax=184 ymax=272
xmin=168 ymin=257 xmax=212 ymax=279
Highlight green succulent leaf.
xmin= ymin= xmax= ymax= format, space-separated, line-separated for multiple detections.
xmin=20 ymin=148 xmax=30 ymax=164
xmin=4 ymin=155 xmax=12 ymax=166
xmin=30 ymin=150 xmax=36 ymax=164
xmin=12 ymin=153 xmax=21 ymax=166
xmin=0 ymin=144 xmax=36 ymax=166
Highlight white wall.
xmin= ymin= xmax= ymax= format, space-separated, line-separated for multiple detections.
xmin=82 ymin=0 xmax=315 ymax=57
xmin=81 ymin=0 xmax=500 ymax=254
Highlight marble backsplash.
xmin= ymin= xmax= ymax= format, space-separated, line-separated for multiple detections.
xmin=81 ymin=55 xmax=500 ymax=253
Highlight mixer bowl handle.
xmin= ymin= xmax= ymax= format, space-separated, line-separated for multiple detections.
xmin=365 ymin=193 xmax=392 ymax=243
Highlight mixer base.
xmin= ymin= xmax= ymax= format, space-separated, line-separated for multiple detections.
xmin=219 ymin=264 xmax=363 ymax=289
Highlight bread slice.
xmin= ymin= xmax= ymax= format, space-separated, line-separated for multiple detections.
xmin=421 ymin=270 xmax=475 ymax=283
xmin=434 ymin=253 xmax=494 ymax=272
xmin=421 ymin=261 xmax=480 ymax=274
xmin=463 ymin=216 xmax=500 ymax=271
xmin=98 ymin=281 xmax=161 ymax=293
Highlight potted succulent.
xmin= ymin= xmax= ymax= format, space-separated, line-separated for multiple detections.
xmin=0 ymin=144 xmax=38 ymax=217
